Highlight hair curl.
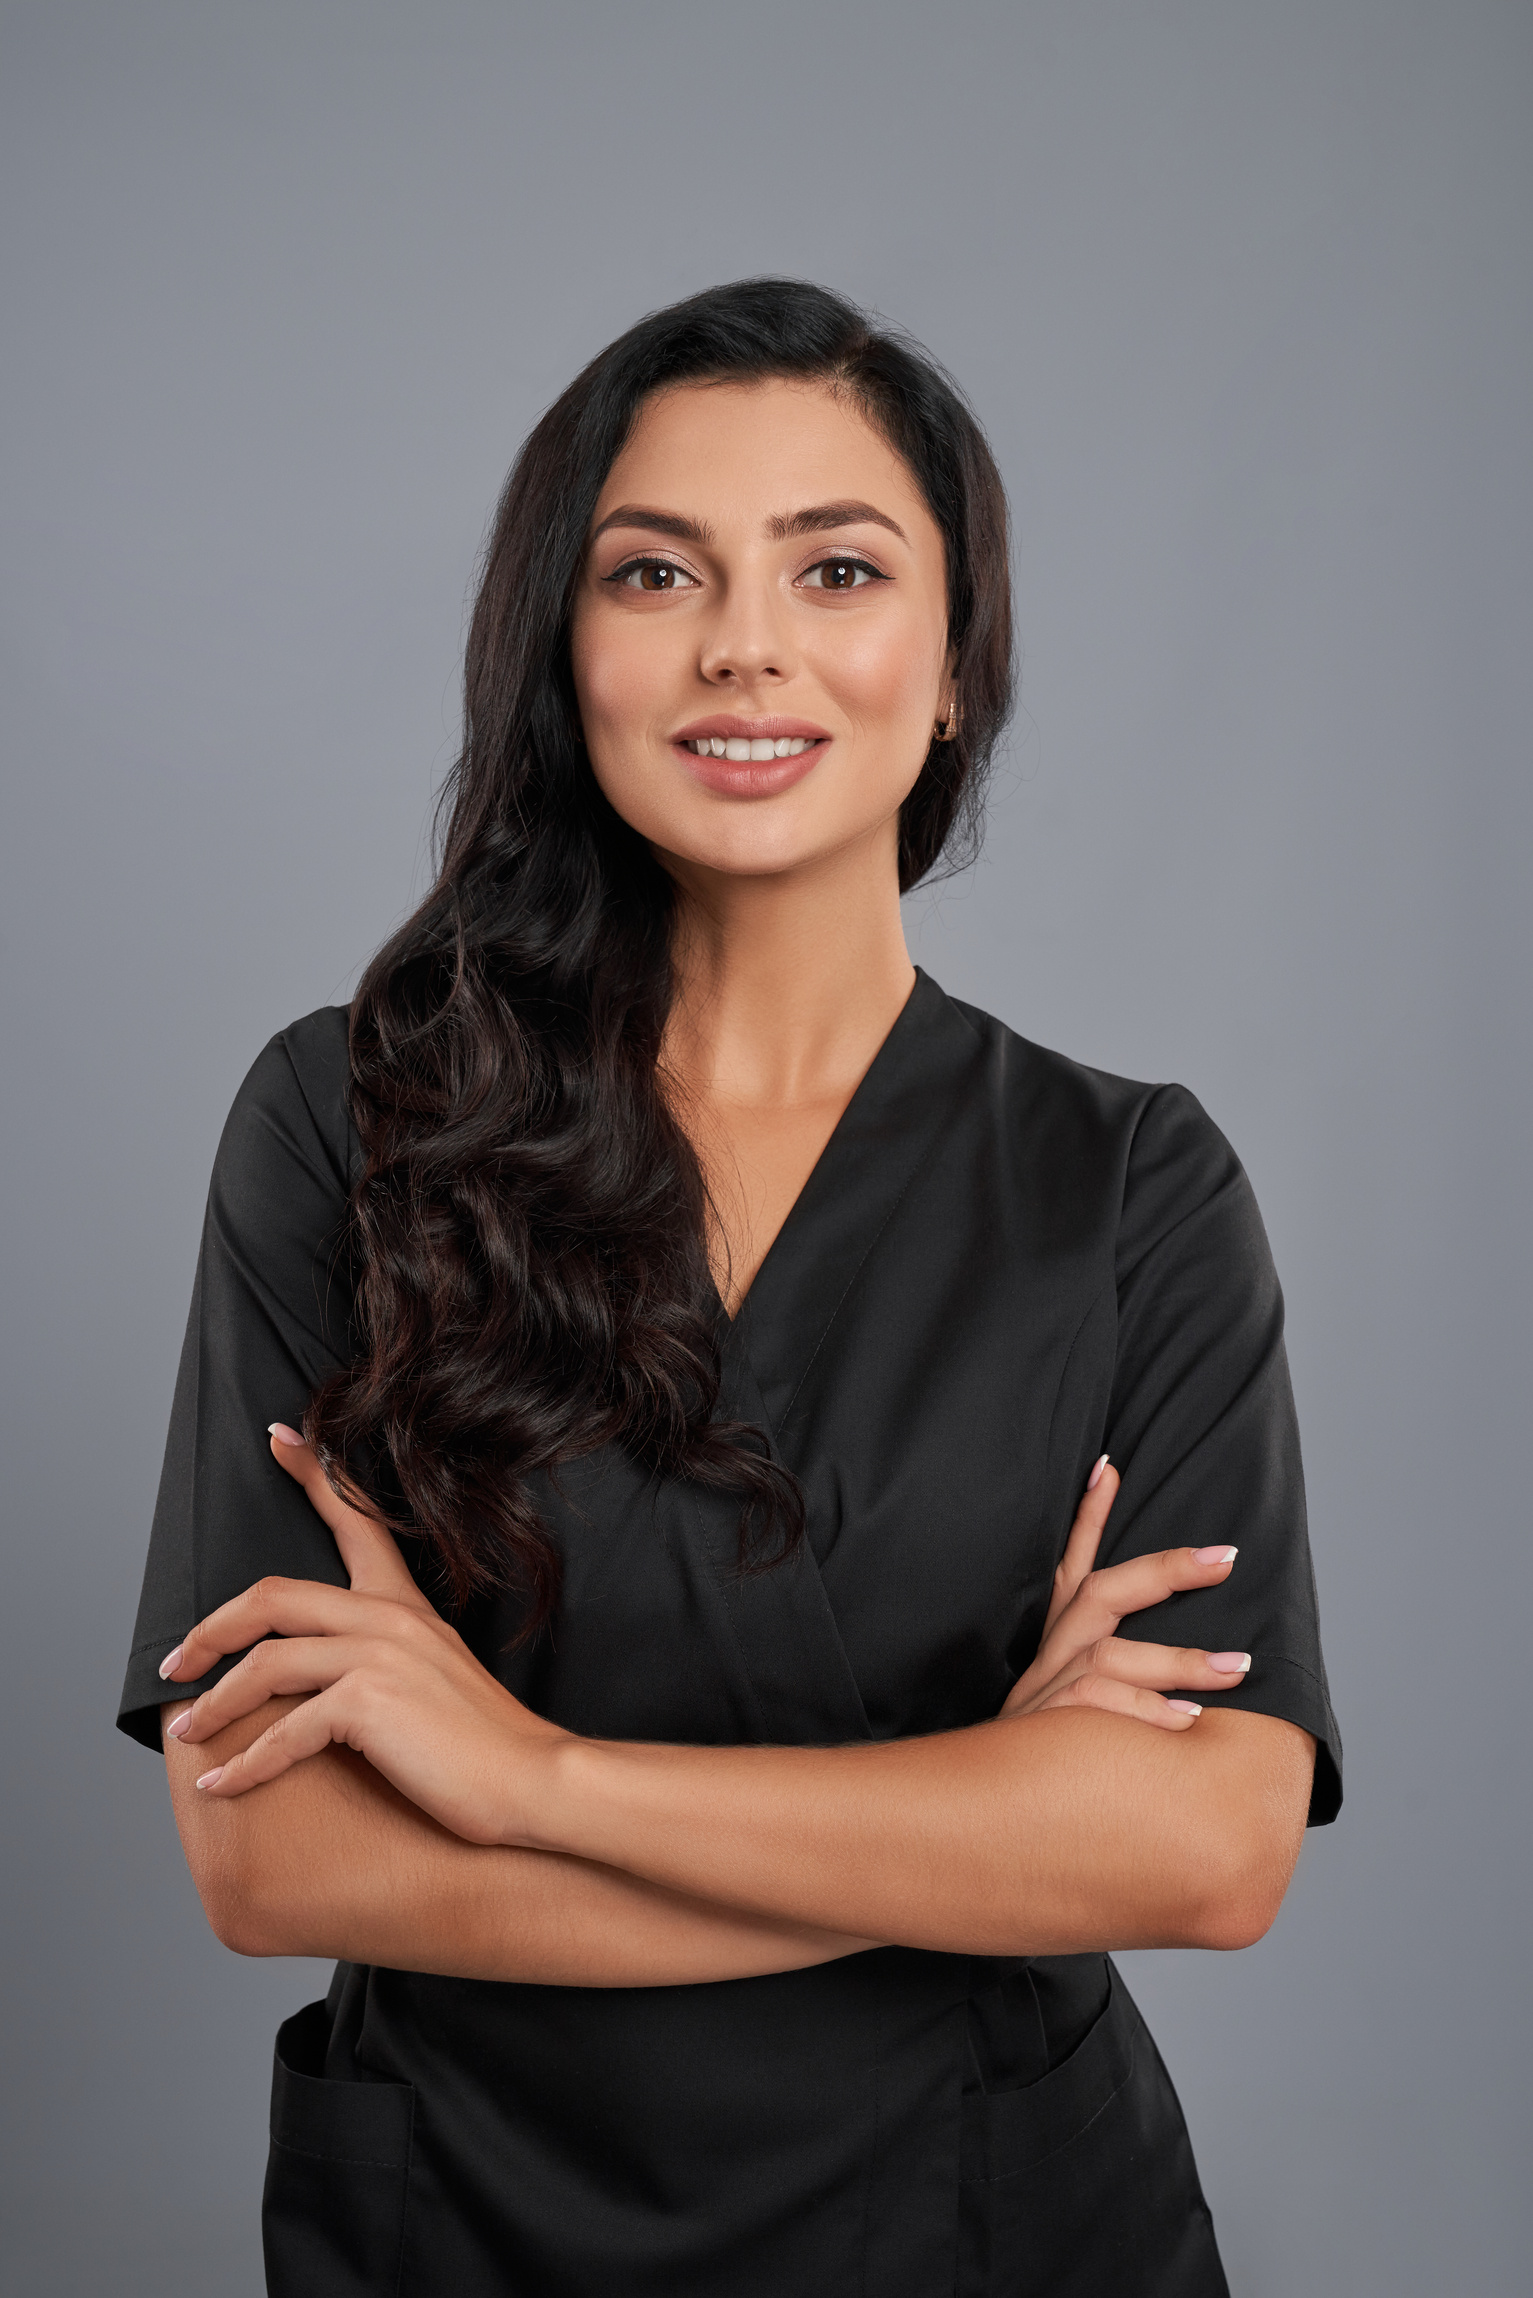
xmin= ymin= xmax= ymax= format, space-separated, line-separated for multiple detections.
xmin=306 ymin=278 xmax=1014 ymax=1625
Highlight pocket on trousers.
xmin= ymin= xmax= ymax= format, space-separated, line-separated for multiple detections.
xmin=262 ymin=1999 xmax=416 ymax=2298
xmin=956 ymin=1967 xmax=1228 ymax=2297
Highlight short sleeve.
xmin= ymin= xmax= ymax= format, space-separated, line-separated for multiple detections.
xmin=1097 ymin=1085 xmax=1342 ymax=1824
xmin=117 ymin=1007 xmax=359 ymax=1750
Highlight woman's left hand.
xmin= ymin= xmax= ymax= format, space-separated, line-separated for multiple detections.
xmin=159 ymin=1427 xmax=563 ymax=1844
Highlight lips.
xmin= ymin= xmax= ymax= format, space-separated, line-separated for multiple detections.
xmin=671 ymin=714 xmax=832 ymax=765
xmin=673 ymin=719 xmax=829 ymax=799
xmin=667 ymin=712 xmax=832 ymax=796
xmin=673 ymin=716 xmax=831 ymax=743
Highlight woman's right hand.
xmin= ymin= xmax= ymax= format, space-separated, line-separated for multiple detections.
xmin=998 ymin=1459 xmax=1253 ymax=1730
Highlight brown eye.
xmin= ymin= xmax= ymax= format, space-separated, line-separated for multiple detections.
xmin=613 ymin=558 xmax=699 ymax=592
xmin=802 ymin=556 xmax=881 ymax=591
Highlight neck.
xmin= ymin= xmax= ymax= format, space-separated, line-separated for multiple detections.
xmin=660 ymin=826 xmax=915 ymax=1111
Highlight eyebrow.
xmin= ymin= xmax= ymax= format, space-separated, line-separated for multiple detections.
xmin=768 ymin=499 xmax=907 ymax=543
xmin=589 ymin=498 xmax=907 ymax=546
xmin=590 ymin=505 xmax=715 ymax=544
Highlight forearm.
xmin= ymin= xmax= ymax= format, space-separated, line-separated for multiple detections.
xmin=163 ymin=1701 xmax=874 ymax=1986
xmin=525 ymin=1707 xmax=1314 ymax=1957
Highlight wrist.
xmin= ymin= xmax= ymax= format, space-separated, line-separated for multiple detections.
xmin=507 ymin=1727 xmax=602 ymax=1856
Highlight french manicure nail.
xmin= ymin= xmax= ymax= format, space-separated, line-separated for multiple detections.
xmin=268 ymin=1422 xmax=305 ymax=1447
xmin=165 ymin=1710 xmax=192 ymax=1739
xmin=1086 ymin=1454 xmax=1110 ymax=1492
xmin=1209 ymin=1652 xmax=1251 ymax=1674
xmin=1192 ymin=1546 xmax=1238 ymax=1565
xmin=157 ymin=1646 xmax=183 ymax=1680
xmin=195 ymin=1768 xmax=224 ymax=1791
xmin=1167 ymin=1700 xmax=1203 ymax=1717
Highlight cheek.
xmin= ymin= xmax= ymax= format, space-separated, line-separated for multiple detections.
xmin=570 ymin=611 xmax=661 ymax=746
xmin=568 ymin=609 xmax=676 ymax=837
xmin=828 ymin=607 xmax=941 ymax=717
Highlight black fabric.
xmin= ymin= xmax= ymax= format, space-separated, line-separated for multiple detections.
xmin=121 ymin=972 xmax=1339 ymax=2295
xmin=263 ymin=1997 xmax=415 ymax=2298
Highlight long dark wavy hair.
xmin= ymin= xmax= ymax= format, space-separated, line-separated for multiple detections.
xmin=306 ymin=278 xmax=1014 ymax=1626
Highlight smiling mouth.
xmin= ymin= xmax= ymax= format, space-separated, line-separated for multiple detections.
xmin=681 ymin=734 xmax=820 ymax=761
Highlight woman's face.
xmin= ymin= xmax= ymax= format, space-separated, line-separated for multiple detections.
xmin=569 ymin=378 xmax=953 ymax=886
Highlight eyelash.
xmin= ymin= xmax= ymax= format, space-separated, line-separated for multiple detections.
xmin=605 ymin=557 xmax=698 ymax=591
xmin=800 ymin=555 xmax=888 ymax=590
xmin=605 ymin=553 xmax=891 ymax=591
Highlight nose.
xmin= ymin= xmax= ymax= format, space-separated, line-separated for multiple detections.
xmin=697 ymin=567 xmax=796 ymax=689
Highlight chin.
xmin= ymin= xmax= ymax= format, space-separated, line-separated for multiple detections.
xmin=663 ymin=826 xmax=830 ymax=882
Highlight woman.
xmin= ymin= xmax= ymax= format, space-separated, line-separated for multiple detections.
xmin=120 ymin=278 xmax=1340 ymax=2296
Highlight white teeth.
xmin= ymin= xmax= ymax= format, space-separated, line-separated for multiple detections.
xmin=686 ymin=735 xmax=817 ymax=759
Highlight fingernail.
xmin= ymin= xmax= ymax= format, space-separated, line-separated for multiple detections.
xmin=195 ymin=1767 xmax=224 ymax=1791
xmin=157 ymin=1646 xmax=183 ymax=1680
xmin=1086 ymin=1454 xmax=1110 ymax=1492
xmin=1209 ymin=1652 xmax=1251 ymax=1674
xmin=1192 ymin=1546 xmax=1238 ymax=1565
xmin=268 ymin=1422 xmax=305 ymax=1447
xmin=165 ymin=1710 xmax=192 ymax=1739
xmin=1167 ymin=1700 xmax=1203 ymax=1717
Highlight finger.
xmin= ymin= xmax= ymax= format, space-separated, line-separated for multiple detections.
xmin=1039 ymin=1673 xmax=1204 ymax=1731
xmin=1067 ymin=1637 xmax=1252 ymax=1694
xmin=1043 ymin=1460 xmax=1121 ymax=1633
xmin=163 ymin=1634 xmax=365 ymax=1741
xmin=192 ymin=1684 xmax=353 ymax=1798
xmin=159 ymin=1576 xmax=384 ymax=1684
xmin=268 ymin=1425 xmax=426 ymax=1606
xmin=1001 ymin=1632 xmax=1249 ymax=1719
xmin=1055 ymin=1542 xmax=1239 ymax=1648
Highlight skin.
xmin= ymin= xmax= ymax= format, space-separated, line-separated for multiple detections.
xmin=574 ymin=377 xmax=956 ymax=1305
xmin=162 ymin=377 xmax=1315 ymax=1978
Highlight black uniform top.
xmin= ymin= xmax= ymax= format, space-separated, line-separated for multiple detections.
xmin=120 ymin=972 xmax=1340 ymax=2298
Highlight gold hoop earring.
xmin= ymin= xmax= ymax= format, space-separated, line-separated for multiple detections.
xmin=934 ymin=708 xmax=959 ymax=743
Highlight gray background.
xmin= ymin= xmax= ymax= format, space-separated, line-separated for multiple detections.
xmin=2 ymin=2 xmax=1528 ymax=2290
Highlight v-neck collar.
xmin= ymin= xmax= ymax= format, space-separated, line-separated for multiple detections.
xmin=707 ymin=968 xmax=928 ymax=1335
xmin=675 ymin=972 xmax=986 ymax=1750
xmin=723 ymin=969 xmax=983 ymax=1438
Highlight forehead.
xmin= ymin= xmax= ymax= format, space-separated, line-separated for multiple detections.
xmin=593 ymin=377 xmax=937 ymax=539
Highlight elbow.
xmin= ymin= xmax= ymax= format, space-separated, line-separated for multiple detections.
xmin=1180 ymin=1727 xmax=1312 ymax=1952
xmin=205 ymin=1890 xmax=279 ymax=1961
xmin=1188 ymin=1884 xmax=1282 ymax=1954
xmin=1185 ymin=1830 xmax=1298 ymax=1953
xmin=189 ymin=1845 xmax=299 ymax=1960
xmin=197 ymin=1874 xmax=273 ymax=1959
